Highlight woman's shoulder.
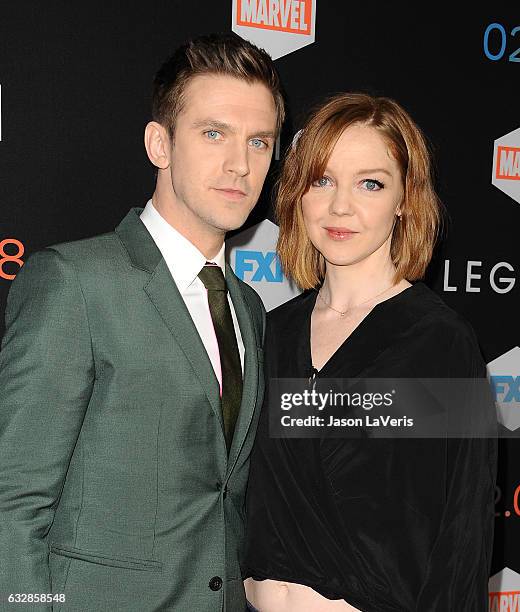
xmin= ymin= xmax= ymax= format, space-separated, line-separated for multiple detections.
xmin=403 ymin=282 xmax=477 ymax=340
xmin=266 ymin=288 xmax=316 ymax=328
xmin=265 ymin=282 xmax=478 ymax=340
xmin=390 ymin=282 xmax=485 ymax=376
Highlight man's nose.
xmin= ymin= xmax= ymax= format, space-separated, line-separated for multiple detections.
xmin=223 ymin=141 xmax=250 ymax=177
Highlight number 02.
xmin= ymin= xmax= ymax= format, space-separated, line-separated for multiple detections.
xmin=483 ymin=23 xmax=520 ymax=62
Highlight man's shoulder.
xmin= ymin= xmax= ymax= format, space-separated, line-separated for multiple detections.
xmin=16 ymin=229 xmax=129 ymax=293
xmin=46 ymin=230 xmax=121 ymax=265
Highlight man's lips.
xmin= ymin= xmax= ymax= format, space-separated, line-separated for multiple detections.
xmin=213 ymin=187 xmax=247 ymax=200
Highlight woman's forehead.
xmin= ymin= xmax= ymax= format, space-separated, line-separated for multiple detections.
xmin=325 ymin=126 xmax=399 ymax=172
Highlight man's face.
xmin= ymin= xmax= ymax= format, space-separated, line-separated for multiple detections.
xmin=166 ymin=74 xmax=277 ymax=236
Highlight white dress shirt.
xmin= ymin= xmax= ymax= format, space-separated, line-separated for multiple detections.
xmin=140 ymin=199 xmax=245 ymax=394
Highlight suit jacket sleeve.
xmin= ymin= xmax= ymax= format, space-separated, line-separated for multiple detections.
xmin=415 ymin=325 xmax=498 ymax=611
xmin=0 ymin=249 xmax=95 ymax=607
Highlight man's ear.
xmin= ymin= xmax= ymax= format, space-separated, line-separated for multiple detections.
xmin=144 ymin=121 xmax=171 ymax=169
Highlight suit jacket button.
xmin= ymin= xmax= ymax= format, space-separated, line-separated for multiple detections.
xmin=209 ymin=576 xmax=223 ymax=591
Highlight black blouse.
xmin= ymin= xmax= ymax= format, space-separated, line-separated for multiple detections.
xmin=243 ymin=282 xmax=497 ymax=612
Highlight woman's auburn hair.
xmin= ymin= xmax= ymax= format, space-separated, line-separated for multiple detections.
xmin=275 ymin=92 xmax=444 ymax=289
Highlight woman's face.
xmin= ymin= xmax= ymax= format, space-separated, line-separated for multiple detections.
xmin=301 ymin=123 xmax=404 ymax=270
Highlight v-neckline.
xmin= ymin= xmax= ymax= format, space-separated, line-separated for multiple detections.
xmin=307 ymin=282 xmax=420 ymax=376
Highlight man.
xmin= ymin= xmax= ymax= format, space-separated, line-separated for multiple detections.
xmin=0 ymin=33 xmax=284 ymax=611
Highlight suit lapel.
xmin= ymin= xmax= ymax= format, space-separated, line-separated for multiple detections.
xmin=224 ymin=264 xmax=259 ymax=475
xmin=115 ymin=208 xmax=260 ymax=469
xmin=144 ymin=259 xmax=224 ymax=431
xmin=115 ymin=208 xmax=225 ymax=444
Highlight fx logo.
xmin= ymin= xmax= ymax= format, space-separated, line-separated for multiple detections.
xmin=491 ymin=376 xmax=520 ymax=402
xmin=235 ymin=250 xmax=283 ymax=283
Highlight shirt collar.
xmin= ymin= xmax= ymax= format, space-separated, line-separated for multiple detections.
xmin=140 ymin=199 xmax=226 ymax=292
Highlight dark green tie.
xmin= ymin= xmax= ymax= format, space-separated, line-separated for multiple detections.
xmin=198 ymin=262 xmax=243 ymax=453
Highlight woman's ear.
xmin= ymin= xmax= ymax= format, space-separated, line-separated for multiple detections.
xmin=396 ymin=195 xmax=404 ymax=218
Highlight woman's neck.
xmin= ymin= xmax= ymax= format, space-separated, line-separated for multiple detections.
xmin=320 ymin=258 xmax=402 ymax=312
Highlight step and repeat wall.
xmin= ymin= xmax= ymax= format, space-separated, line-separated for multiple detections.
xmin=1 ymin=2 xmax=519 ymax=607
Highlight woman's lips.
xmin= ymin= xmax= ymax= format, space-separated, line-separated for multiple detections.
xmin=324 ymin=227 xmax=358 ymax=240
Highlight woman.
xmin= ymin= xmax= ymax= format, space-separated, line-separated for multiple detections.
xmin=242 ymin=93 xmax=497 ymax=611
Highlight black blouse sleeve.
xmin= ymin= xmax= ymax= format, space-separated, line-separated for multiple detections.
xmin=415 ymin=325 xmax=498 ymax=611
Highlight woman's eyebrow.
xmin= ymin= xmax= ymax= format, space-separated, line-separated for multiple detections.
xmin=354 ymin=168 xmax=393 ymax=177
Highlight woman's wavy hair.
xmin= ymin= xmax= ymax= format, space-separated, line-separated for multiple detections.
xmin=276 ymin=92 xmax=444 ymax=289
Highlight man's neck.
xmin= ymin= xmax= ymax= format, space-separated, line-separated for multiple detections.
xmin=150 ymin=195 xmax=224 ymax=261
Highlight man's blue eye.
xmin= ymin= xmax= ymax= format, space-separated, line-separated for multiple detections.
xmin=250 ymin=138 xmax=266 ymax=149
xmin=206 ymin=130 xmax=220 ymax=140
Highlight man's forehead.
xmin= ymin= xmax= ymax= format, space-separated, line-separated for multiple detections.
xmin=181 ymin=74 xmax=275 ymax=112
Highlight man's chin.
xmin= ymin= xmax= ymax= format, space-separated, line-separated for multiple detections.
xmin=213 ymin=214 xmax=253 ymax=234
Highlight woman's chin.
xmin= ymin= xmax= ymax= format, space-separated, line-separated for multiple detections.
xmin=321 ymin=253 xmax=361 ymax=268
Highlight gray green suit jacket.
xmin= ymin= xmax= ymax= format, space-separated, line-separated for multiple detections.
xmin=0 ymin=208 xmax=266 ymax=612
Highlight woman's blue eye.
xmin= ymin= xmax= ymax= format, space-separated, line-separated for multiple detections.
xmin=363 ymin=179 xmax=384 ymax=191
xmin=313 ymin=176 xmax=332 ymax=187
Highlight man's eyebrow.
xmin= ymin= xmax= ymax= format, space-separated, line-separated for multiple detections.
xmin=191 ymin=118 xmax=276 ymax=140
xmin=191 ymin=119 xmax=235 ymax=132
xmin=253 ymin=130 xmax=276 ymax=139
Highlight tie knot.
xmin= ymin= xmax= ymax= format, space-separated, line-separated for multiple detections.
xmin=198 ymin=262 xmax=226 ymax=291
